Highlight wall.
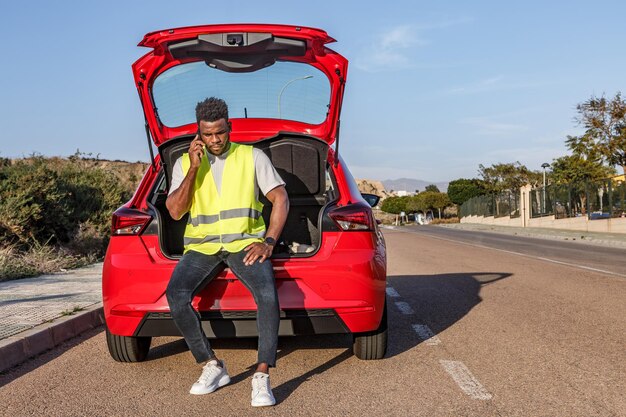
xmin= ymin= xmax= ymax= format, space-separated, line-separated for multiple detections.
xmin=527 ymin=215 xmax=626 ymax=233
xmin=461 ymin=215 xmax=524 ymax=227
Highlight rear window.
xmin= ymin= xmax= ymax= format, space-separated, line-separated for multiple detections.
xmin=152 ymin=61 xmax=331 ymax=127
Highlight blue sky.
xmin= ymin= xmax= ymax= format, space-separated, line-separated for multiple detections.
xmin=1 ymin=0 xmax=625 ymax=183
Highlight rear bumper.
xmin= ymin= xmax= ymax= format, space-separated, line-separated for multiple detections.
xmin=103 ymin=231 xmax=386 ymax=337
xmin=135 ymin=309 xmax=349 ymax=338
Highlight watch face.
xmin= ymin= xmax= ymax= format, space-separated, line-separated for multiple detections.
xmin=264 ymin=237 xmax=276 ymax=245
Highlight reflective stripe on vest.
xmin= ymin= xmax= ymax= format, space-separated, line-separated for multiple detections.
xmin=183 ymin=231 xmax=266 ymax=246
xmin=181 ymin=143 xmax=265 ymax=255
xmin=187 ymin=208 xmax=262 ymax=227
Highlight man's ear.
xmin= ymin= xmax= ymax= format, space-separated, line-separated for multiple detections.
xmin=227 ymin=121 xmax=232 ymax=132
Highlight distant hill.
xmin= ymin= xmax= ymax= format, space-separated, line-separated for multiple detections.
xmin=382 ymin=178 xmax=449 ymax=193
xmin=355 ymin=178 xmax=449 ymax=200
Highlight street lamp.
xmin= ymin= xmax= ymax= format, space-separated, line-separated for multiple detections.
xmin=541 ymin=162 xmax=550 ymax=214
xmin=278 ymin=75 xmax=313 ymax=119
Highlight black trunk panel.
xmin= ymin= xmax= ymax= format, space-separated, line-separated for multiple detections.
xmin=153 ymin=134 xmax=332 ymax=258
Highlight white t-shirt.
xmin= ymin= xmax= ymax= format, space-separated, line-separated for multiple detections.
xmin=168 ymin=146 xmax=285 ymax=197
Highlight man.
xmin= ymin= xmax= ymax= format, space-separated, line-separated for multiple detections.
xmin=165 ymin=97 xmax=289 ymax=407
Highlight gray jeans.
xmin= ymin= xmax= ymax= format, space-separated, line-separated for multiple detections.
xmin=166 ymin=249 xmax=279 ymax=366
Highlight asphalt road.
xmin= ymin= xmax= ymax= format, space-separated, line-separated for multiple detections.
xmin=0 ymin=228 xmax=624 ymax=416
xmin=402 ymin=224 xmax=626 ymax=278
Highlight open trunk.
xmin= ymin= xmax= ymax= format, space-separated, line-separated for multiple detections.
xmin=147 ymin=134 xmax=336 ymax=258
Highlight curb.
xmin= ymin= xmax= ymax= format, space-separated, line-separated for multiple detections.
xmin=0 ymin=303 xmax=104 ymax=374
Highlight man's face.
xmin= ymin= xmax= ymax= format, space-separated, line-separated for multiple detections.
xmin=198 ymin=118 xmax=231 ymax=156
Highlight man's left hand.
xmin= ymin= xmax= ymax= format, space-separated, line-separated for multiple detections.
xmin=243 ymin=242 xmax=273 ymax=266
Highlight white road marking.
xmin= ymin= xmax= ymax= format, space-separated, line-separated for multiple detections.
xmin=412 ymin=324 xmax=441 ymax=345
xmin=394 ymin=301 xmax=414 ymax=315
xmin=386 ymin=287 xmax=401 ymax=298
xmin=394 ymin=228 xmax=626 ymax=279
xmin=440 ymin=360 xmax=493 ymax=400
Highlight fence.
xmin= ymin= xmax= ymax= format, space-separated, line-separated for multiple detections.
xmin=460 ymin=191 xmax=520 ymax=219
xmin=530 ymin=176 xmax=626 ymax=219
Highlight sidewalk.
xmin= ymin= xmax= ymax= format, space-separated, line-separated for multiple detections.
xmin=436 ymin=223 xmax=626 ymax=248
xmin=0 ymin=263 xmax=104 ymax=373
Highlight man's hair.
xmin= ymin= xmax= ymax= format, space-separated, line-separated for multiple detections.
xmin=196 ymin=97 xmax=229 ymax=124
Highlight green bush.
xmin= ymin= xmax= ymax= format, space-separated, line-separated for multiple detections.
xmin=0 ymin=156 xmax=131 ymax=254
xmin=0 ymin=158 xmax=67 ymax=245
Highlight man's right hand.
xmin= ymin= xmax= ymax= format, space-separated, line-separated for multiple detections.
xmin=166 ymin=136 xmax=202 ymax=220
xmin=189 ymin=135 xmax=205 ymax=168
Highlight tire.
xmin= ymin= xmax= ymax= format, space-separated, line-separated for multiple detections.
xmin=105 ymin=326 xmax=151 ymax=363
xmin=352 ymin=301 xmax=388 ymax=360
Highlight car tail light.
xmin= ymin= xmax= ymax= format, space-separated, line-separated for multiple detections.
xmin=111 ymin=207 xmax=152 ymax=235
xmin=328 ymin=203 xmax=374 ymax=231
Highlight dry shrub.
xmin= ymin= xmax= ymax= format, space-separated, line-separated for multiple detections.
xmin=430 ymin=218 xmax=460 ymax=225
xmin=0 ymin=242 xmax=94 ymax=282
xmin=373 ymin=210 xmax=398 ymax=225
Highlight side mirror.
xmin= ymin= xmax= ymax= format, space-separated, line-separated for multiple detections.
xmin=361 ymin=193 xmax=380 ymax=208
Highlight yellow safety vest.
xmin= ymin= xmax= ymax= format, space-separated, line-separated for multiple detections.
xmin=181 ymin=143 xmax=265 ymax=255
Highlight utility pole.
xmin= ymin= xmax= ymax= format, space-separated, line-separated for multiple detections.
xmin=541 ymin=162 xmax=550 ymax=215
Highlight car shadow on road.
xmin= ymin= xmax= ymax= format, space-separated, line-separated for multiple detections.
xmin=385 ymin=272 xmax=512 ymax=358
xmin=215 ymin=337 xmax=353 ymax=403
xmin=271 ymin=347 xmax=353 ymax=404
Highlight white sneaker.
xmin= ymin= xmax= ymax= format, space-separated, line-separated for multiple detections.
xmin=251 ymin=372 xmax=276 ymax=407
xmin=189 ymin=360 xmax=231 ymax=395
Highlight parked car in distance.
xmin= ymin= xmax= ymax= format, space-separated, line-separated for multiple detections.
xmin=102 ymin=24 xmax=387 ymax=362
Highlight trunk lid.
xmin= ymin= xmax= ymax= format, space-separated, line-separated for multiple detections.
xmin=132 ymin=24 xmax=348 ymax=146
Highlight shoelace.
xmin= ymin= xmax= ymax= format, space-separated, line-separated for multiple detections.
xmin=198 ymin=363 xmax=221 ymax=384
xmin=252 ymin=375 xmax=270 ymax=395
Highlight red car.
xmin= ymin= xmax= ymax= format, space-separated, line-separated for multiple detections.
xmin=102 ymin=24 xmax=387 ymax=362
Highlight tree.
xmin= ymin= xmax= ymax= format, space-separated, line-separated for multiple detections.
xmin=550 ymin=155 xmax=615 ymax=185
xmin=380 ymin=196 xmax=411 ymax=214
xmin=447 ymin=178 xmax=486 ymax=206
xmin=526 ymin=170 xmax=544 ymax=188
xmin=568 ymin=92 xmax=626 ymax=175
xmin=406 ymin=191 xmax=451 ymax=218
xmin=478 ymin=162 xmax=535 ymax=193
xmin=425 ymin=184 xmax=440 ymax=193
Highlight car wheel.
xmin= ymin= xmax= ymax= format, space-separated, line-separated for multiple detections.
xmin=105 ymin=326 xmax=151 ymax=362
xmin=352 ymin=301 xmax=387 ymax=360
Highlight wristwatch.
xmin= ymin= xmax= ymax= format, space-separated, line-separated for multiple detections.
xmin=264 ymin=237 xmax=276 ymax=247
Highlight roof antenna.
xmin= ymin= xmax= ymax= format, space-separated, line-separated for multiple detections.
xmin=244 ymin=107 xmax=248 ymax=118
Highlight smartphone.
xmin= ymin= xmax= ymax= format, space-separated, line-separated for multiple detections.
xmin=195 ymin=129 xmax=205 ymax=159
